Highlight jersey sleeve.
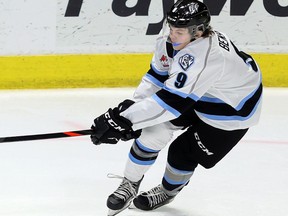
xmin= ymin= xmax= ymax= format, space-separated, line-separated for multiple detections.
xmin=133 ymin=37 xmax=170 ymax=101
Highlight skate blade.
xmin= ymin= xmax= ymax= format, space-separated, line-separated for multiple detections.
xmin=107 ymin=200 xmax=133 ymax=216
xmin=107 ymin=209 xmax=123 ymax=216
xmin=128 ymin=202 xmax=136 ymax=209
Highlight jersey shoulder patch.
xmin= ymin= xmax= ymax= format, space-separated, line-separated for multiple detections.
xmin=178 ymin=54 xmax=195 ymax=71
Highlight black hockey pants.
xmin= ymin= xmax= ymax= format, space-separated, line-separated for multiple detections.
xmin=163 ymin=110 xmax=248 ymax=191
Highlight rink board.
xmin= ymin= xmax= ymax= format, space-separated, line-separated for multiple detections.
xmin=0 ymin=53 xmax=287 ymax=89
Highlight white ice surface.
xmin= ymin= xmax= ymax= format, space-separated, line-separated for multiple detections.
xmin=0 ymin=88 xmax=287 ymax=216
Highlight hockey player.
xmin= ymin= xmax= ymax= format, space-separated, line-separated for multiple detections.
xmin=90 ymin=0 xmax=262 ymax=215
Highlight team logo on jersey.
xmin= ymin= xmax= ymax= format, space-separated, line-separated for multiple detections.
xmin=178 ymin=54 xmax=194 ymax=71
xmin=160 ymin=55 xmax=169 ymax=67
xmin=189 ymin=3 xmax=199 ymax=14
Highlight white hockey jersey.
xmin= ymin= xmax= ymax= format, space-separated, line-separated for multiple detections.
xmin=121 ymin=30 xmax=262 ymax=131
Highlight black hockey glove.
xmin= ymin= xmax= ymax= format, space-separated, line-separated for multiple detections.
xmin=116 ymin=99 xmax=142 ymax=141
xmin=90 ymin=100 xmax=141 ymax=145
xmin=118 ymin=99 xmax=136 ymax=112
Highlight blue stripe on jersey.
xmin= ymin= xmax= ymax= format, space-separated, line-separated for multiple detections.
xmin=197 ymin=96 xmax=262 ymax=121
xmin=199 ymin=83 xmax=262 ymax=111
xmin=162 ymin=86 xmax=188 ymax=98
xmin=152 ymin=94 xmax=181 ymax=117
xmin=150 ymin=63 xmax=169 ymax=76
xmin=128 ymin=153 xmax=156 ymax=165
xmin=145 ymin=73 xmax=165 ymax=88
xmin=188 ymin=93 xmax=200 ymax=101
xmin=135 ymin=139 xmax=160 ymax=153
xmin=199 ymin=96 xmax=224 ymax=103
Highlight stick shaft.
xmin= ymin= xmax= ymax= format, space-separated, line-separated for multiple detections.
xmin=0 ymin=129 xmax=92 ymax=143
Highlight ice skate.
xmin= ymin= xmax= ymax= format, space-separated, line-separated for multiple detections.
xmin=133 ymin=184 xmax=175 ymax=211
xmin=107 ymin=175 xmax=142 ymax=216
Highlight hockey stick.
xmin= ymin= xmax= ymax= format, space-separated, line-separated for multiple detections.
xmin=0 ymin=129 xmax=92 ymax=143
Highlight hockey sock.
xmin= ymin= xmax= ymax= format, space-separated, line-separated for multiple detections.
xmin=124 ymin=139 xmax=160 ymax=182
xmin=162 ymin=163 xmax=194 ymax=195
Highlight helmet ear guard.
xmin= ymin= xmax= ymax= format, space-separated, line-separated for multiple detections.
xmin=187 ymin=24 xmax=205 ymax=38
